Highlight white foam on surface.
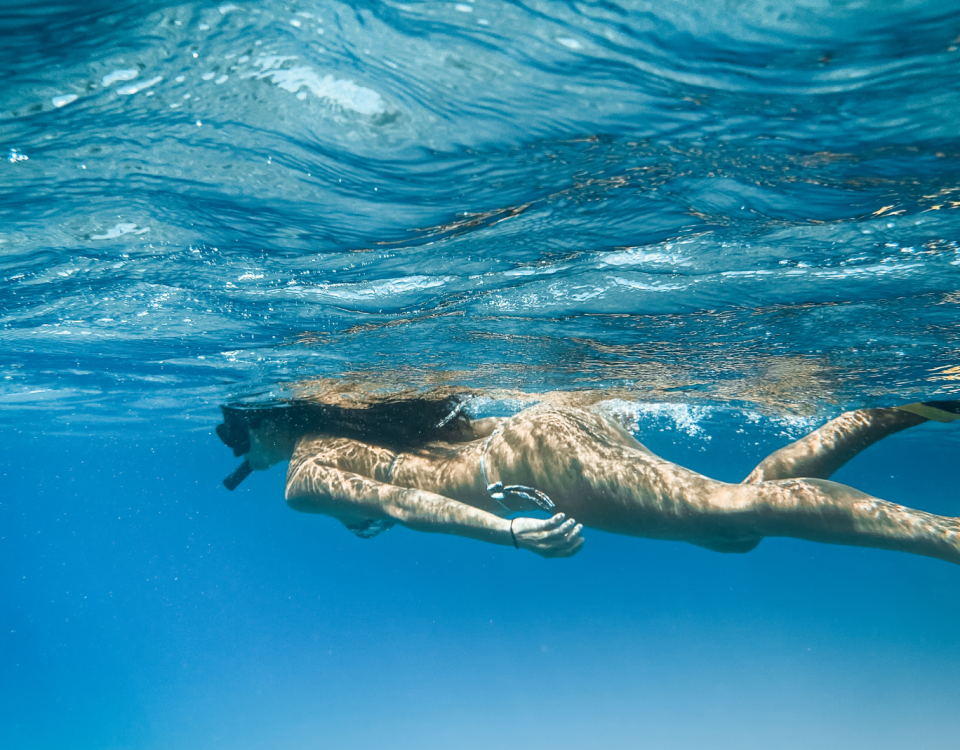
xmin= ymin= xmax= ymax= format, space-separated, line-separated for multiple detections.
xmin=503 ymin=264 xmax=568 ymax=276
xmin=601 ymin=249 xmax=691 ymax=267
xmin=117 ymin=76 xmax=162 ymax=95
xmin=254 ymin=58 xmax=384 ymax=115
xmin=91 ymin=223 xmax=149 ymax=240
xmin=609 ymin=276 xmax=687 ymax=291
xmin=52 ymin=94 xmax=78 ymax=108
xmin=102 ymin=69 xmax=138 ymax=87
xmin=810 ymin=262 xmax=924 ymax=278
xmin=316 ymin=275 xmax=450 ymax=300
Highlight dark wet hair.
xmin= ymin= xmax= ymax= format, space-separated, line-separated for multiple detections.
xmin=215 ymin=392 xmax=475 ymax=457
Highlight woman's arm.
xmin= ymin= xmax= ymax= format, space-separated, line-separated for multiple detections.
xmin=286 ymin=459 xmax=583 ymax=558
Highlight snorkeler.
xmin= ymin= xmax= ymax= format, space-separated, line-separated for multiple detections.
xmin=216 ymin=393 xmax=960 ymax=564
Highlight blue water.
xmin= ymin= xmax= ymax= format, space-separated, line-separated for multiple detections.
xmin=3 ymin=0 xmax=960 ymax=747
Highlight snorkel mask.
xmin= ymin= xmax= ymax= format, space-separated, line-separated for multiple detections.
xmin=215 ymin=405 xmax=266 ymax=490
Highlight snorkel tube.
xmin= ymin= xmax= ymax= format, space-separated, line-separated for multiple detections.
xmin=222 ymin=459 xmax=253 ymax=490
xmin=216 ymin=407 xmax=256 ymax=490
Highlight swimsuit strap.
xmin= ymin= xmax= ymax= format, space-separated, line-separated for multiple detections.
xmin=386 ymin=452 xmax=403 ymax=483
xmin=479 ymin=425 xmax=501 ymax=488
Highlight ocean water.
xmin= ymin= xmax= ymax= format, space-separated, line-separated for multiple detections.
xmin=2 ymin=0 xmax=960 ymax=748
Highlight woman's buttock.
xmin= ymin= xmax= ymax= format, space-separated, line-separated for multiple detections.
xmin=484 ymin=405 xmax=721 ymax=536
xmin=483 ymin=406 xmax=646 ymax=503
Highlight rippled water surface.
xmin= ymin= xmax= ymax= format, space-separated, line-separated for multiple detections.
xmin=3 ymin=0 xmax=960 ymax=428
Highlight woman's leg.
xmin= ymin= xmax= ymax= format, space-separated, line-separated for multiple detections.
xmin=733 ymin=403 xmax=960 ymax=563
xmin=732 ymin=476 xmax=960 ymax=565
xmin=742 ymin=408 xmax=928 ymax=483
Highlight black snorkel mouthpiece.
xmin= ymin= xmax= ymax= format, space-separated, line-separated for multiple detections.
xmin=223 ymin=459 xmax=252 ymax=491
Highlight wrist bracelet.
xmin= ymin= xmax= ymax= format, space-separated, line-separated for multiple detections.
xmin=509 ymin=518 xmax=519 ymax=549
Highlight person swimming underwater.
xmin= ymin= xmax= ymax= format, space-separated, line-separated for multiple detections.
xmin=216 ymin=391 xmax=960 ymax=564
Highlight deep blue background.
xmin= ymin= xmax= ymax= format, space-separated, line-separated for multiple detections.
xmin=3 ymin=418 xmax=958 ymax=750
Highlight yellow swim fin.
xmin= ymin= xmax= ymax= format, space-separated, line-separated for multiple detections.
xmin=896 ymin=400 xmax=960 ymax=422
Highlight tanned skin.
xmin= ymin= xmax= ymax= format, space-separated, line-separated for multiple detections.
xmin=246 ymin=403 xmax=960 ymax=564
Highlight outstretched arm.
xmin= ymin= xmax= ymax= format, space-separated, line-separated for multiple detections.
xmin=285 ymin=458 xmax=584 ymax=558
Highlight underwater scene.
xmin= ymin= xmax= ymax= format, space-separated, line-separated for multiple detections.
xmin=3 ymin=0 xmax=960 ymax=747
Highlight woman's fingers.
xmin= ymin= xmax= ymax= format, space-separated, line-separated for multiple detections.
xmin=564 ymin=523 xmax=583 ymax=543
xmin=514 ymin=513 xmax=564 ymax=533
xmin=542 ymin=530 xmax=584 ymax=558
xmin=516 ymin=514 xmax=568 ymax=539
xmin=512 ymin=513 xmax=585 ymax=557
xmin=554 ymin=534 xmax=585 ymax=558
xmin=556 ymin=523 xmax=583 ymax=550
xmin=539 ymin=513 xmax=567 ymax=530
xmin=542 ymin=518 xmax=577 ymax=541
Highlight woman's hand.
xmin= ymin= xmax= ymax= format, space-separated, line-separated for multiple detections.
xmin=511 ymin=513 xmax=584 ymax=558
